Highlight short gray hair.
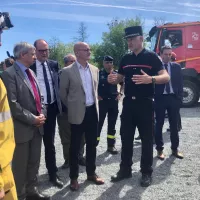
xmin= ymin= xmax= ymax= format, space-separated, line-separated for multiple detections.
xmin=13 ymin=42 xmax=35 ymax=59
xmin=63 ymin=54 xmax=75 ymax=64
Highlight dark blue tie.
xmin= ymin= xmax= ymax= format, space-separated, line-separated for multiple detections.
xmin=42 ymin=63 xmax=51 ymax=104
xmin=164 ymin=64 xmax=170 ymax=94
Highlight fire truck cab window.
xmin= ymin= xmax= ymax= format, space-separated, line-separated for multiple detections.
xmin=166 ymin=30 xmax=182 ymax=48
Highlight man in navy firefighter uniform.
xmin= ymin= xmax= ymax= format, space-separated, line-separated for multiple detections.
xmin=108 ymin=26 xmax=170 ymax=187
xmin=97 ymin=56 xmax=123 ymax=154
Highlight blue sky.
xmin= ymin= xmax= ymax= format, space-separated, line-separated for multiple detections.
xmin=1 ymin=0 xmax=200 ymax=61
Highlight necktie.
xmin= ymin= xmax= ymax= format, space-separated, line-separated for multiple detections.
xmin=25 ymin=69 xmax=41 ymax=114
xmin=164 ymin=63 xmax=170 ymax=94
xmin=41 ymin=63 xmax=51 ymax=104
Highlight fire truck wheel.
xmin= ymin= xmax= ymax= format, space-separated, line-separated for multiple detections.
xmin=182 ymin=80 xmax=199 ymax=107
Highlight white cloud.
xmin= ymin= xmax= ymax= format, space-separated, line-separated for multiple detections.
xmin=177 ymin=2 xmax=200 ymax=8
xmin=3 ymin=0 xmax=200 ymax=21
xmin=4 ymin=7 xmax=112 ymax=23
xmin=57 ymin=0 xmax=200 ymax=17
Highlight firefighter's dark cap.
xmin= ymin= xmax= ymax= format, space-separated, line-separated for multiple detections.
xmin=103 ymin=55 xmax=113 ymax=62
xmin=124 ymin=26 xmax=143 ymax=39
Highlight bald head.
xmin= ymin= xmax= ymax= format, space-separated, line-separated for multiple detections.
xmin=64 ymin=54 xmax=76 ymax=67
xmin=34 ymin=39 xmax=48 ymax=49
xmin=73 ymin=42 xmax=91 ymax=64
xmin=74 ymin=42 xmax=88 ymax=52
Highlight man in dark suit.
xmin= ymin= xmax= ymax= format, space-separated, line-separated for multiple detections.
xmin=155 ymin=45 xmax=183 ymax=160
xmin=1 ymin=42 xmax=50 ymax=200
xmin=30 ymin=39 xmax=63 ymax=188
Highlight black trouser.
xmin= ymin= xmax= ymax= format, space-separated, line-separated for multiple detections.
xmin=177 ymin=112 xmax=182 ymax=131
xmin=120 ymin=97 xmax=154 ymax=175
xmin=168 ymin=112 xmax=182 ymax=132
xmin=70 ymin=105 xmax=98 ymax=180
xmin=97 ymin=98 xmax=119 ymax=147
xmin=43 ymin=101 xmax=58 ymax=178
xmin=155 ymin=94 xmax=181 ymax=151
xmin=57 ymin=112 xmax=85 ymax=163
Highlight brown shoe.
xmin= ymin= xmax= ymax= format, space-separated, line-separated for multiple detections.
xmin=87 ymin=174 xmax=105 ymax=185
xmin=157 ymin=151 xmax=165 ymax=160
xmin=70 ymin=179 xmax=79 ymax=191
xmin=172 ymin=150 xmax=184 ymax=159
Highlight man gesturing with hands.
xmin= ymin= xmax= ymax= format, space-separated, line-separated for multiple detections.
xmin=108 ymin=26 xmax=169 ymax=187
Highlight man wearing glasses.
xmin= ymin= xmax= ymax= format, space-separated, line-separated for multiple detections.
xmin=97 ymin=55 xmax=123 ymax=154
xmin=59 ymin=42 xmax=104 ymax=191
xmin=57 ymin=54 xmax=86 ymax=169
xmin=30 ymin=39 xmax=63 ymax=188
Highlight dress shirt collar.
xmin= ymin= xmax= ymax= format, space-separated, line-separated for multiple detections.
xmin=36 ymin=59 xmax=47 ymax=66
xmin=76 ymin=60 xmax=89 ymax=69
xmin=16 ymin=60 xmax=28 ymax=73
xmin=163 ymin=62 xmax=170 ymax=66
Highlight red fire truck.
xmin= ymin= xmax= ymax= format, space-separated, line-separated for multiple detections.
xmin=149 ymin=22 xmax=200 ymax=107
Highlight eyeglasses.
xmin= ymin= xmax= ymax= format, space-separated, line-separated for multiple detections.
xmin=68 ymin=60 xmax=75 ymax=63
xmin=78 ymin=49 xmax=91 ymax=52
xmin=37 ymin=49 xmax=49 ymax=53
xmin=104 ymin=61 xmax=113 ymax=64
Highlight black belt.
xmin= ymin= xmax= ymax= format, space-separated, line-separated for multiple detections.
xmin=86 ymin=104 xmax=95 ymax=109
xmin=45 ymin=100 xmax=56 ymax=106
xmin=102 ymin=97 xmax=117 ymax=100
xmin=126 ymin=96 xmax=153 ymax=101
xmin=163 ymin=93 xmax=175 ymax=96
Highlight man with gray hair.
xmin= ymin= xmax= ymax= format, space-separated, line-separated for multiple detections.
xmin=1 ymin=42 xmax=50 ymax=200
xmin=57 ymin=54 xmax=86 ymax=169
xmin=63 ymin=54 xmax=76 ymax=67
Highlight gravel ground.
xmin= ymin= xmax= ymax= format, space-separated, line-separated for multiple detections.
xmin=38 ymin=102 xmax=200 ymax=200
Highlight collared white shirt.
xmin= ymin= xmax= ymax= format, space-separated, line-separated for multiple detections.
xmin=76 ymin=61 xmax=94 ymax=106
xmin=36 ymin=60 xmax=55 ymax=104
xmin=163 ymin=62 xmax=174 ymax=94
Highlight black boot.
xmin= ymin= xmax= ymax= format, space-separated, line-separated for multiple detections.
xmin=140 ymin=174 xmax=152 ymax=187
xmin=107 ymin=146 xmax=118 ymax=155
xmin=111 ymin=169 xmax=132 ymax=182
xmin=49 ymin=174 xmax=64 ymax=188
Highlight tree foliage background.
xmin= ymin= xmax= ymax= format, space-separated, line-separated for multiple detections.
xmin=92 ymin=17 xmax=144 ymax=68
xmin=48 ymin=16 xmax=151 ymax=68
xmin=48 ymin=37 xmax=74 ymax=67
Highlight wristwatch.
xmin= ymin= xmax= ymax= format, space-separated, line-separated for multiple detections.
xmin=152 ymin=76 xmax=156 ymax=84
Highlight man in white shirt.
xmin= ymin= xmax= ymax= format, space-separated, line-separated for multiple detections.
xmin=30 ymin=39 xmax=63 ymax=188
xmin=59 ymin=42 xmax=104 ymax=191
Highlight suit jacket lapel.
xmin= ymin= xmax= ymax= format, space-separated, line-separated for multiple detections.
xmin=14 ymin=63 xmax=35 ymax=98
xmin=88 ymin=64 xmax=95 ymax=93
xmin=31 ymin=70 xmax=41 ymax=98
xmin=31 ymin=62 xmax=37 ymax=75
xmin=169 ymin=62 xmax=175 ymax=91
xmin=73 ymin=63 xmax=85 ymax=92
xmin=46 ymin=60 xmax=55 ymax=85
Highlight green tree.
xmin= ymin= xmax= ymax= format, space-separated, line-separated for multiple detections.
xmin=48 ymin=37 xmax=74 ymax=67
xmin=93 ymin=17 xmax=144 ymax=68
xmin=74 ymin=22 xmax=89 ymax=42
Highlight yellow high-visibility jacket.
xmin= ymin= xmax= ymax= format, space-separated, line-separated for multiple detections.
xmin=0 ymin=78 xmax=15 ymax=192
